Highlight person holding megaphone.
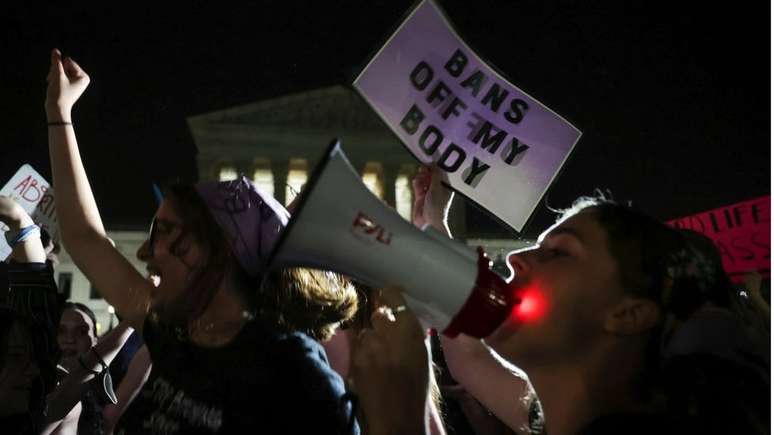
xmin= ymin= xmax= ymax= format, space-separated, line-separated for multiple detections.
xmin=412 ymin=167 xmax=542 ymax=435
xmin=349 ymin=168 xmax=768 ymax=434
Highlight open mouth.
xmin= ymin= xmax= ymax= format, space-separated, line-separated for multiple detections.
xmin=146 ymin=266 xmax=161 ymax=288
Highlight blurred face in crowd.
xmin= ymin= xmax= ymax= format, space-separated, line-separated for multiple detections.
xmin=58 ymin=306 xmax=98 ymax=368
xmin=137 ymin=199 xmax=206 ymax=316
xmin=0 ymin=321 xmax=40 ymax=417
xmin=486 ymin=209 xmax=626 ymax=367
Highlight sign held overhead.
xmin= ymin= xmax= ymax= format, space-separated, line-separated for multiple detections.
xmin=354 ymin=0 xmax=581 ymax=231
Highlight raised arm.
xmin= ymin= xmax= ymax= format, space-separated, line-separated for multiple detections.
xmin=45 ymin=49 xmax=151 ymax=331
xmin=412 ymin=167 xmax=538 ymax=434
xmin=0 ymin=196 xmax=46 ymax=263
xmin=440 ymin=334 xmax=537 ymax=433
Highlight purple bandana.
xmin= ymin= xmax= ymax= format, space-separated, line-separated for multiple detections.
xmin=195 ymin=176 xmax=289 ymax=279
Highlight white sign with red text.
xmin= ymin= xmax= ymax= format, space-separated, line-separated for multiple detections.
xmin=0 ymin=164 xmax=58 ymax=259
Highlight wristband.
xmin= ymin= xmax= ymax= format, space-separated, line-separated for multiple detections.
xmin=6 ymin=224 xmax=40 ymax=248
xmin=47 ymin=121 xmax=73 ymax=126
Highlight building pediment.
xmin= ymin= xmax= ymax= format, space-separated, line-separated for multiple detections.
xmin=188 ymin=85 xmax=387 ymax=131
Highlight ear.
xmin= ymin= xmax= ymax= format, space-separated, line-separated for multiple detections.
xmin=603 ymin=297 xmax=661 ymax=335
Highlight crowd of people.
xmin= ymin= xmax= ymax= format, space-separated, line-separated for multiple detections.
xmin=0 ymin=48 xmax=769 ymax=434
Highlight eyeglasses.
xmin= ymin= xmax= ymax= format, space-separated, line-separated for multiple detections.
xmin=147 ymin=218 xmax=159 ymax=257
xmin=147 ymin=218 xmax=184 ymax=257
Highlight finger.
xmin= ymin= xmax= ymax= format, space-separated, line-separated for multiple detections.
xmin=411 ymin=167 xmax=431 ymax=193
xmin=63 ymin=57 xmax=88 ymax=80
xmin=369 ymin=305 xmax=397 ymax=332
xmin=372 ymin=287 xmax=423 ymax=335
xmin=49 ymin=48 xmax=65 ymax=78
xmin=374 ymin=285 xmax=409 ymax=310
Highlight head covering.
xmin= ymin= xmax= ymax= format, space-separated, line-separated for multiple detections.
xmin=195 ymin=176 xmax=289 ymax=279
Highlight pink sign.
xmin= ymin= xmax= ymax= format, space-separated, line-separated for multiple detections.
xmin=667 ymin=196 xmax=770 ymax=282
xmin=353 ymin=0 xmax=581 ymax=231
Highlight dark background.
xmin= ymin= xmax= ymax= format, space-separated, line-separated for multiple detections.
xmin=1 ymin=1 xmax=769 ymax=238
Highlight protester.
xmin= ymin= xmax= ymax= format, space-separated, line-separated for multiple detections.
xmin=49 ymin=302 xmax=102 ymax=434
xmin=43 ymin=320 xmax=134 ymax=435
xmin=0 ymin=196 xmax=60 ymax=433
xmin=322 ymin=283 xmax=447 ymax=435
xmin=57 ymin=303 xmax=98 ymax=375
xmin=42 ymin=302 xmax=143 ymax=435
xmin=412 ymin=167 xmax=542 ymax=435
xmin=350 ymin=169 xmax=769 ymax=435
xmin=0 ymin=309 xmax=44 ymax=434
xmin=46 ymin=48 xmax=359 ymax=434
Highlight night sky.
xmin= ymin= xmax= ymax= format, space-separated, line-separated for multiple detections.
xmin=1 ymin=1 xmax=770 ymax=238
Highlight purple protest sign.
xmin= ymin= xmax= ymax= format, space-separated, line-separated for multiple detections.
xmin=354 ymin=0 xmax=581 ymax=231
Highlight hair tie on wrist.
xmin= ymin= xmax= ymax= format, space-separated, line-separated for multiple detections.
xmin=47 ymin=121 xmax=72 ymax=126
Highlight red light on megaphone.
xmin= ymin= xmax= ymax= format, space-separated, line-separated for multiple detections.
xmin=511 ymin=286 xmax=548 ymax=323
xmin=442 ymin=248 xmax=523 ymax=338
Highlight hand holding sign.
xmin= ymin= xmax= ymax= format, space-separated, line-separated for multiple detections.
xmin=46 ymin=48 xmax=90 ymax=122
xmin=0 ymin=165 xmax=58 ymax=260
xmin=0 ymin=196 xmax=34 ymax=231
xmin=0 ymin=196 xmax=46 ymax=263
xmin=412 ymin=166 xmax=452 ymax=234
xmin=0 ymin=196 xmax=30 ymax=233
xmin=354 ymin=0 xmax=581 ymax=231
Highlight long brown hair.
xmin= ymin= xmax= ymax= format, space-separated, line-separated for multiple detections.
xmin=162 ymin=183 xmax=358 ymax=339
xmin=259 ymin=268 xmax=358 ymax=341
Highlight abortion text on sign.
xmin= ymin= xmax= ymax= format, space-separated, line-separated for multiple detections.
xmin=0 ymin=165 xmax=58 ymax=259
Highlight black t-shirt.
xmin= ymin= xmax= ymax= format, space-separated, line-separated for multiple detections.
xmin=117 ymin=318 xmax=359 ymax=435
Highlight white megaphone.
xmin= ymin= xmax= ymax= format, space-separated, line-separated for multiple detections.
xmin=267 ymin=140 xmax=520 ymax=338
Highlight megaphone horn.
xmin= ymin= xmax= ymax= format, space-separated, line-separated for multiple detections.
xmin=267 ymin=139 xmax=520 ymax=338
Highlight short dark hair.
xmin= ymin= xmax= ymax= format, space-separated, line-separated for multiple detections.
xmin=63 ymin=302 xmax=98 ymax=337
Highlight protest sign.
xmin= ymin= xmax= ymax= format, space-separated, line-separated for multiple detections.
xmin=667 ymin=196 xmax=770 ymax=282
xmin=354 ymin=0 xmax=581 ymax=231
xmin=0 ymin=164 xmax=58 ymax=259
